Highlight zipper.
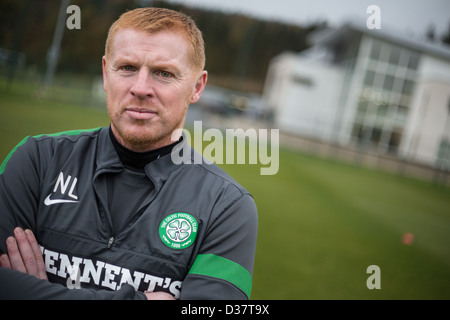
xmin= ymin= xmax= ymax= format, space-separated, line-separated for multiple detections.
xmin=107 ymin=236 xmax=114 ymax=248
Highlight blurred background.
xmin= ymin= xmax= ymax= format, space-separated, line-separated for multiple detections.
xmin=1 ymin=0 xmax=449 ymax=299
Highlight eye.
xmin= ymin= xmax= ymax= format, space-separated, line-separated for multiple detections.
xmin=120 ymin=65 xmax=137 ymax=72
xmin=156 ymin=70 xmax=173 ymax=78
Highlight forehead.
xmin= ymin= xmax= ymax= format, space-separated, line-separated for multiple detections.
xmin=109 ymin=28 xmax=192 ymax=67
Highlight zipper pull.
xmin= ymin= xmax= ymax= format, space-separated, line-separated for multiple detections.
xmin=107 ymin=236 xmax=114 ymax=248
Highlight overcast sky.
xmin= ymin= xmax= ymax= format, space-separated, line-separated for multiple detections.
xmin=167 ymin=0 xmax=450 ymax=39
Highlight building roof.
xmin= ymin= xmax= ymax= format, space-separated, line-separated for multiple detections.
xmin=309 ymin=20 xmax=450 ymax=61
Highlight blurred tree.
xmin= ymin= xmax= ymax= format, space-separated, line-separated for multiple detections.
xmin=441 ymin=21 xmax=450 ymax=45
xmin=426 ymin=23 xmax=436 ymax=41
xmin=0 ymin=0 xmax=22 ymax=49
xmin=0 ymin=0 xmax=30 ymax=84
xmin=0 ymin=0 xmax=323 ymax=92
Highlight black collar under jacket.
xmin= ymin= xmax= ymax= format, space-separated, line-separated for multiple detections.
xmin=93 ymin=127 xmax=191 ymax=192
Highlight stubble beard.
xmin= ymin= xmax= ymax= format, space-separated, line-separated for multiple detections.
xmin=109 ymin=108 xmax=185 ymax=152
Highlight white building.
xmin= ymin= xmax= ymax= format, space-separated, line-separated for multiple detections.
xmin=263 ymin=22 xmax=450 ymax=168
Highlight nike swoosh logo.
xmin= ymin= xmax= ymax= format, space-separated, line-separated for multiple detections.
xmin=44 ymin=194 xmax=79 ymax=206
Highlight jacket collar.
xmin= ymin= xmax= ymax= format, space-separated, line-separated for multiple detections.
xmin=95 ymin=126 xmax=190 ymax=190
xmin=144 ymin=130 xmax=192 ymax=190
xmin=95 ymin=127 xmax=122 ymax=173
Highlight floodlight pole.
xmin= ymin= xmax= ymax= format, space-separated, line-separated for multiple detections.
xmin=44 ymin=0 xmax=70 ymax=87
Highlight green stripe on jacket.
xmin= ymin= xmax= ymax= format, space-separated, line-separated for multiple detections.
xmin=0 ymin=128 xmax=102 ymax=175
xmin=188 ymin=254 xmax=253 ymax=298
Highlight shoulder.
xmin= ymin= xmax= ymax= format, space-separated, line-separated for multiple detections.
xmin=31 ymin=127 xmax=104 ymax=144
xmin=1 ymin=127 xmax=105 ymax=174
xmin=26 ymin=127 xmax=105 ymax=158
xmin=199 ymin=160 xmax=249 ymax=195
xmin=171 ymin=137 xmax=250 ymax=196
xmin=180 ymin=148 xmax=252 ymax=200
xmin=173 ymin=148 xmax=257 ymax=221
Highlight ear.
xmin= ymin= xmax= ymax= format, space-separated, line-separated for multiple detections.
xmin=102 ymin=56 xmax=108 ymax=91
xmin=190 ymin=71 xmax=208 ymax=104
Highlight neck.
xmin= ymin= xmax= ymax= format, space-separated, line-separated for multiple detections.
xmin=109 ymin=127 xmax=181 ymax=169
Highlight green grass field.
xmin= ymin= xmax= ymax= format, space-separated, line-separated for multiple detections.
xmin=1 ymin=78 xmax=450 ymax=299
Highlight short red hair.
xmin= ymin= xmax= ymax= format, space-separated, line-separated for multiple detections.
xmin=105 ymin=7 xmax=205 ymax=73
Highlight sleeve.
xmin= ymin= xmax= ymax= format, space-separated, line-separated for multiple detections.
xmin=180 ymin=194 xmax=258 ymax=300
xmin=0 ymin=267 xmax=147 ymax=300
xmin=0 ymin=136 xmax=41 ymax=254
xmin=0 ymin=138 xmax=145 ymax=300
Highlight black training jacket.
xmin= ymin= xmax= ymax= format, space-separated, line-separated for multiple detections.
xmin=0 ymin=127 xmax=257 ymax=299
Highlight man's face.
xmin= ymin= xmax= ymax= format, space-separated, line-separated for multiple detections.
xmin=102 ymin=28 xmax=207 ymax=151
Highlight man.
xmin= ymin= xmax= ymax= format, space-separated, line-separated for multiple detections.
xmin=0 ymin=7 xmax=258 ymax=300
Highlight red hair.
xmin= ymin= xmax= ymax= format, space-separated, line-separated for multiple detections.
xmin=105 ymin=7 xmax=205 ymax=73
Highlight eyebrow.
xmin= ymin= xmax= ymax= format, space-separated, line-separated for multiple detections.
xmin=115 ymin=54 xmax=181 ymax=69
xmin=111 ymin=54 xmax=139 ymax=66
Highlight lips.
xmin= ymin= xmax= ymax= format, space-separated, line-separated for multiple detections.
xmin=125 ymin=107 xmax=158 ymax=120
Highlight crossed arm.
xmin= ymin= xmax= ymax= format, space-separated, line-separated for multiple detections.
xmin=0 ymin=227 xmax=174 ymax=300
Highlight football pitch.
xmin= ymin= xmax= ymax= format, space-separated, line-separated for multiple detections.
xmin=1 ymin=79 xmax=450 ymax=299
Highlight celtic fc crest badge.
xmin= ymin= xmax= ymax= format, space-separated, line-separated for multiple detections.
xmin=159 ymin=213 xmax=198 ymax=249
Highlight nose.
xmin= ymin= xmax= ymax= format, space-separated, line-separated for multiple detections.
xmin=130 ymin=68 xmax=154 ymax=99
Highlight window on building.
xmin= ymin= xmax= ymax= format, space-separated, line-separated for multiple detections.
xmin=402 ymin=79 xmax=415 ymax=96
xmin=395 ymin=105 xmax=409 ymax=125
xmin=350 ymin=38 xmax=421 ymax=155
xmin=383 ymin=74 xmax=396 ymax=91
xmin=371 ymin=127 xmax=382 ymax=146
xmin=352 ymin=123 xmax=372 ymax=147
xmin=388 ymin=129 xmax=403 ymax=153
xmin=370 ymin=39 xmax=382 ymax=61
xmin=364 ymin=70 xmax=376 ymax=86
xmin=352 ymin=123 xmax=363 ymax=139
xmin=357 ymin=100 xmax=369 ymax=116
xmin=389 ymin=46 xmax=401 ymax=66
xmin=376 ymin=103 xmax=389 ymax=119
xmin=291 ymin=75 xmax=314 ymax=87
xmin=436 ymin=139 xmax=450 ymax=170
xmin=407 ymin=52 xmax=420 ymax=70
